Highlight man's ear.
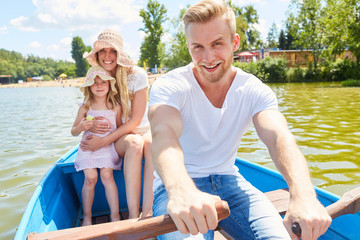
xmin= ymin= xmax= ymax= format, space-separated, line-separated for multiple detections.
xmin=233 ymin=34 xmax=240 ymax=52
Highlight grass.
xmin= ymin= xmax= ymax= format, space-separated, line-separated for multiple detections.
xmin=341 ymin=79 xmax=360 ymax=87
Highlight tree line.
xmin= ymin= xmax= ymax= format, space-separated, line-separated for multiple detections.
xmin=0 ymin=48 xmax=76 ymax=82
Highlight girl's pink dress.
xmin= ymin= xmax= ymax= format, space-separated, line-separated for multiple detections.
xmin=75 ymin=107 xmax=122 ymax=171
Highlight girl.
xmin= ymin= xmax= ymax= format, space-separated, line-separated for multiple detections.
xmin=71 ymin=66 xmax=122 ymax=226
xmin=82 ymin=29 xmax=154 ymax=219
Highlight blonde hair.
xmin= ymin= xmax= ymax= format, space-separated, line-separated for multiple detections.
xmin=82 ymin=81 xmax=117 ymax=111
xmin=183 ymin=0 xmax=236 ymax=37
xmin=114 ymin=65 xmax=133 ymax=120
xmin=95 ymin=57 xmax=132 ymax=120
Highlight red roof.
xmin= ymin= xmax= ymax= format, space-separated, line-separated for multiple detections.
xmin=238 ymin=52 xmax=255 ymax=56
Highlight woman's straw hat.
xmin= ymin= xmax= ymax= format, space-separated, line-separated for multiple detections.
xmin=80 ymin=66 xmax=118 ymax=94
xmin=83 ymin=29 xmax=136 ymax=67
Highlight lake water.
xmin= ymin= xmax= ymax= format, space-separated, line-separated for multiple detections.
xmin=1 ymin=83 xmax=359 ymax=239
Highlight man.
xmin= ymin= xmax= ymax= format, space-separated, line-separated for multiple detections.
xmin=148 ymin=0 xmax=331 ymax=239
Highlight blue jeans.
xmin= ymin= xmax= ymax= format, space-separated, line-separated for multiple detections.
xmin=153 ymin=174 xmax=290 ymax=240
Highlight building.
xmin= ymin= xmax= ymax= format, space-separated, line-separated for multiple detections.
xmin=235 ymin=51 xmax=259 ymax=62
xmin=235 ymin=49 xmax=356 ymax=67
xmin=0 ymin=75 xmax=12 ymax=84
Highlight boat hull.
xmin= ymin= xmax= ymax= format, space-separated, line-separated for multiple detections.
xmin=15 ymin=146 xmax=360 ymax=239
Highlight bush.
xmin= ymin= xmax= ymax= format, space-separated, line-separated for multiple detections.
xmin=233 ymin=57 xmax=287 ymax=83
xmin=304 ymin=61 xmax=322 ymax=82
xmin=322 ymin=58 xmax=359 ymax=81
xmin=256 ymin=57 xmax=287 ymax=83
xmin=233 ymin=56 xmax=358 ymax=83
xmin=286 ymin=66 xmax=305 ymax=82
xmin=342 ymin=79 xmax=360 ymax=87
xmin=42 ymin=75 xmax=53 ymax=81
xmin=233 ymin=61 xmax=259 ymax=76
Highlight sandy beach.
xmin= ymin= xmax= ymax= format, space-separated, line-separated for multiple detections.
xmin=0 ymin=74 xmax=162 ymax=89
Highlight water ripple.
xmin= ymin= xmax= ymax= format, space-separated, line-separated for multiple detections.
xmin=1 ymin=83 xmax=360 ymax=240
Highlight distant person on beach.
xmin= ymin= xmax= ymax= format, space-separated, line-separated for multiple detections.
xmin=71 ymin=66 xmax=122 ymax=225
xmin=81 ymin=29 xmax=154 ymax=219
xmin=148 ymin=0 xmax=331 ymax=239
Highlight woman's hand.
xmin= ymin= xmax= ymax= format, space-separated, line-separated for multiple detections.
xmin=80 ymin=135 xmax=105 ymax=151
xmin=89 ymin=116 xmax=111 ymax=134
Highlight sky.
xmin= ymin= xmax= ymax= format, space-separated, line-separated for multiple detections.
xmin=0 ymin=0 xmax=290 ymax=63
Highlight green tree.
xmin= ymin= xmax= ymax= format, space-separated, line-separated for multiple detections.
xmin=0 ymin=48 xmax=75 ymax=81
xmin=278 ymin=30 xmax=286 ymax=50
xmin=266 ymin=22 xmax=279 ymax=48
xmin=163 ymin=8 xmax=192 ymax=69
xmin=322 ymin=0 xmax=360 ymax=64
xmin=289 ymin=0 xmax=323 ymax=71
xmin=139 ymin=0 xmax=167 ymax=70
xmin=227 ymin=1 xmax=262 ymax=50
xmin=283 ymin=13 xmax=299 ymax=50
xmin=71 ymin=36 xmax=90 ymax=77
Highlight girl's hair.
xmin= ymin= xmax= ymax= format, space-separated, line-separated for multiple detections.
xmin=82 ymin=79 xmax=117 ymax=111
xmin=95 ymin=55 xmax=132 ymax=120
xmin=183 ymin=0 xmax=236 ymax=37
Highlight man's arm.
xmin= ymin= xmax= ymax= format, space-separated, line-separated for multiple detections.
xmin=253 ymin=109 xmax=331 ymax=240
xmin=148 ymin=104 xmax=220 ymax=235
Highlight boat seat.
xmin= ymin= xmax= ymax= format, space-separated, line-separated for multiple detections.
xmin=264 ymin=188 xmax=290 ymax=215
xmin=27 ymin=188 xmax=290 ymax=240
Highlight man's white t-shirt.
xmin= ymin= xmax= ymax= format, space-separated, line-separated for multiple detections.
xmin=149 ymin=64 xmax=278 ymax=189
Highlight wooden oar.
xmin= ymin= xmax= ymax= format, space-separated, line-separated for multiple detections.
xmin=28 ymin=200 xmax=230 ymax=240
xmin=292 ymin=186 xmax=360 ymax=237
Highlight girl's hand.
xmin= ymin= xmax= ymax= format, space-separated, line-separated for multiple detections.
xmin=89 ymin=116 xmax=111 ymax=134
xmin=79 ymin=118 xmax=94 ymax=132
xmin=80 ymin=135 xmax=104 ymax=151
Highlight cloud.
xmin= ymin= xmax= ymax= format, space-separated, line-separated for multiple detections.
xmin=0 ymin=26 xmax=8 ymax=34
xmin=11 ymin=0 xmax=142 ymax=32
xmin=60 ymin=37 xmax=72 ymax=47
xmin=138 ymin=30 xmax=146 ymax=40
xmin=28 ymin=41 xmax=42 ymax=48
xmin=253 ymin=18 xmax=267 ymax=40
xmin=37 ymin=13 xmax=57 ymax=24
xmin=123 ymin=41 xmax=138 ymax=62
xmin=161 ymin=32 xmax=172 ymax=43
xmin=236 ymin=0 xmax=266 ymax=5
xmin=10 ymin=16 xmax=40 ymax=32
xmin=48 ymin=44 xmax=59 ymax=50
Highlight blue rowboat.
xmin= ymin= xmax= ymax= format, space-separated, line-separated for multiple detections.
xmin=15 ymin=145 xmax=360 ymax=239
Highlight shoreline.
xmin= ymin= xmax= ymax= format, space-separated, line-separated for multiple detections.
xmin=0 ymin=78 xmax=84 ymax=88
xmin=0 ymin=74 xmax=162 ymax=89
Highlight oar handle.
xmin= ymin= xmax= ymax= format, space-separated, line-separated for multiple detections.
xmin=27 ymin=200 xmax=230 ymax=240
xmin=292 ymin=222 xmax=301 ymax=237
xmin=215 ymin=200 xmax=231 ymax=221
xmin=291 ymin=186 xmax=360 ymax=237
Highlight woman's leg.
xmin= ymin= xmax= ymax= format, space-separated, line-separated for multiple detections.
xmin=115 ymin=134 xmax=143 ymax=218
xmin=82 ymin=168 xmax=98 ymax=226
xmin=140 ymin=132 xmax=154 ymax=218
xmin=100 ymin=168 xmax=120 ymax=221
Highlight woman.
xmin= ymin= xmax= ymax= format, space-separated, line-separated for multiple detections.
xmin=81 ymin=29 xmax=153 ymax=219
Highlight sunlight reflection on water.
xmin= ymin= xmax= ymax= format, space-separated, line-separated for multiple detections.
xmin=238 ymin=82 xmax=360 ymax=195
xmin=1 ymin=82 xmax=359 ymax=239
xmin=0 ymin=87 xmax=83 ymax=239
